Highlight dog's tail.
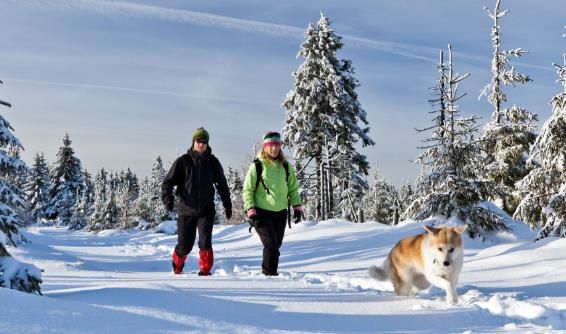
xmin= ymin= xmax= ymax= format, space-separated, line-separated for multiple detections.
xmin=368 ymin=257 xmax=390 ymax=281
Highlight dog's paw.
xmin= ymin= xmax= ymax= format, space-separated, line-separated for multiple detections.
xmin=446 ymin=294 xmax=459 ymax=304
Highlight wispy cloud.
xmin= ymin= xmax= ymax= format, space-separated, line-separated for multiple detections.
xmin=15 ymin=0 xmax=304 ymax=37
xmin=6 ymin=78 xmax=279 ymax=105
xmin=13 ymin=0 xmax=453 ymax=62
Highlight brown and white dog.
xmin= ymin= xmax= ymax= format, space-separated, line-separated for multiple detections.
xmin=369 ymin=225 xmax=467 ymax=304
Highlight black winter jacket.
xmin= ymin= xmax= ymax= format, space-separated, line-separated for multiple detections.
xmin=161 ymin=147 xmax=231 ymax=217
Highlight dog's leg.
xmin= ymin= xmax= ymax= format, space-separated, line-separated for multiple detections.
xmin=394 ymin=281 xmax=412 ymax=296
xmin=425 ymin=274 xmax=458 ymax=304
xmin=447 ymin=273 xmax=460 ymax=304
xmin=412 ymin=273 xmax=431 ymax=292
xmin=391 ymin=267 xmax=411 ymax=296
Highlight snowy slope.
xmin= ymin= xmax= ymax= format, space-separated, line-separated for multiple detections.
xmin=2 ymin=219 xmax=566 ymax=333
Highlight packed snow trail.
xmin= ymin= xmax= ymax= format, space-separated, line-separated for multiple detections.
xmin=2 ymin=220 xmax=566 ymax=333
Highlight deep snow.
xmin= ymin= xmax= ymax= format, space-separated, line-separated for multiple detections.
xmin=2 ymin=218 xmax=566 ymax=333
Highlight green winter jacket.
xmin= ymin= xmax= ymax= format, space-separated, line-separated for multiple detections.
xmin=243 ymin=157 xmax=301 ymax=212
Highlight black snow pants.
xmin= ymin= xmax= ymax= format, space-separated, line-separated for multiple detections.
xmin=254 ymin=208 xmax=288 ymax=275
xmin=174 ymin=211 xmax=215 ymax=257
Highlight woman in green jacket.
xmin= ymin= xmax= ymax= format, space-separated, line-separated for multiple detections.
xmin=243 ymin=131 xmax=302 ymax=276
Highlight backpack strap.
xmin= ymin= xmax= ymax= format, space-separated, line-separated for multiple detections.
xmin=253 ymin=159 xmax=290 ymax=195
xmin=253 ymin=158 xmax=270 ymax=195
xmin=283 ymin=161 xmax=290 ymax=183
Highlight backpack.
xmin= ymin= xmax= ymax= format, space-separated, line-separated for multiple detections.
xmin=251 ymin=158 xmax=293 ymax=230
xmin=253 ymin=158 xmax=289 ymax=195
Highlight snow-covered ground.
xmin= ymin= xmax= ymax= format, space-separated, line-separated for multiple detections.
xmin=2 ymin=219 xmax=566 ymax=333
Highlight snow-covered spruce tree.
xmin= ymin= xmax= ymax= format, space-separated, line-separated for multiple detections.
xmin=69 ymin=191 xmax=89 ymax=231
xmin=46 ymin=133 xmax=83 ymax=225
xmin=7 ymin=145 xmax=27 ymax=192
xmin=515 ymin=53 xmax=566 ymax=240
xmin=68 ymin=168 xmax=94 ymax=230
xmin=133 ymin=176 xmax=152 ymax=227
xmin=81 ymin=168 xmax=94 ymax=211
xmin=226 ymin=166 xmax=244 ymax=224
xmin=87 ymin=168 xmax=108 ymax=231
xmin=398 ymin=181 xmax=415 ymax=218
xmin=364 ymin=165 xmax=400 ymax=225
xmin=120 ymin=168 xmax=139 ymax=200
xmin=336 ymin=161 xmax=368 ymax=223
xmin=115 ymin=172 xmax=138 ymax=229
xmin=478 ymin=0 xmax=537 ymax=215
xmin=0 ymin=230 xmax=42 ymax=294
xmin=406 ymin=46 xmax=507 ymax=238
xmin=100 ymin=191 xmax=120 ymax=230
xmin=0 ymin=93 xmax=28 ymax=245
xmin=24 ymin=152 xmax=50 ymax=223
xmin=148 ymin=156 xmax=169 ymax=226
xmin=0 ymin=79 xmax=42 ymax=294
xmin=282 ymin=12 xmax=374 ymax=221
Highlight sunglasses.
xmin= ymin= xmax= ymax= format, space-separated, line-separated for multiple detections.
xmin=196 ymin=139 xmax=208 ymax=145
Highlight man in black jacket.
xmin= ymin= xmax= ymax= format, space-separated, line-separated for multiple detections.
xmin=162 ymin=127 xmax=232 ymax=276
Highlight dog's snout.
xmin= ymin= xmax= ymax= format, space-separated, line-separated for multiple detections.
xmin=443 ymin=261 xmax=450 ymax=267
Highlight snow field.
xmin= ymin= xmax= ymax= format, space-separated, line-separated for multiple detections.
xmin=3 ymin=219 xmax=566 ymax=333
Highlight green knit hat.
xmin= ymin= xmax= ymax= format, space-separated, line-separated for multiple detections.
xmin=192 ymin=127 xmax=209 ymax=143
xmin=263 ymin=131 xmax=282 ymax=148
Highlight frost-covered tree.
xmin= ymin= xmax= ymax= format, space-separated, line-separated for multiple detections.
xmin=0 ymin=80 xmax=42 ymax=294
xmin=226 ymin=166 xmax=245 ymax=224
xmin=149 ymin=156 xmax=169 ymax=226
xmin=120 ymin=168 xmax=139 ymax=199
xmin=282 ymin=12 xmax=374 ymax=220
xmin=24 ymin=152 xmax=50 ymax=222
xmin=7 ymin=145 xmax=27 ymax=192
xmin=515 ymin=53 xmax=566 ymax=240
xmin=0 ymin=230 xmax=42 ymax=294
xmin=398 ymin=182 xmax=415 ymax=217
xmin=213 ymin=192 xmax=226 ymax=225
xmin=68 ymin=169 xmax=94 ymax=230
xmin=133 ymin=176 xmax=152 ymax=225
xmin=364 ymin=165 xmax=400 ymax=224
xmin=478 ymin=0 xmax=538 ymax=214
xmin=81 ymin=168 xmax=94 ymax=212
xmin=336 ymin=163 xmax=368 ymax=223
xmin=69 ymin=192 xmax=89 ymax=231
xmin=115 ymin=170 xmax=139 ymax=228
xmin=46 ymin=133 xmax=83 ymax=224
xmin=0 ymin=92 xmax=28 ymax=245
xmin=406 ymin=46 xmax=507 ymax=238
xmin=100 ymin=192 xmax=120 ymax=230
xmin=87 ymin=168 xmax=108 ymax=231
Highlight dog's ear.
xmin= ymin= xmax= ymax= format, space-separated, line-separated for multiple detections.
xmin=455 ymin=225 xmax=468 ymax=235
xmin=424 ymin=225 xmax=440 ymax=234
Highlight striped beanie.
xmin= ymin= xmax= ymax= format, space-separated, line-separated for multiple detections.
xmin=263 ymin=131 xmax=282 ymax=148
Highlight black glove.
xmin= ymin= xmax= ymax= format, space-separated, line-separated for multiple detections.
xmin=293 ymin=209 xmax=303 ymax=224
xmin=165 ymin=202 xmax=174 ymax=211
xmin=225 ymin=209 xmax=232 ymax=220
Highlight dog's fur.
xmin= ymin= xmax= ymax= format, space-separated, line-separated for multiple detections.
xmin=369 ymin=225 xmax=467 ymax=304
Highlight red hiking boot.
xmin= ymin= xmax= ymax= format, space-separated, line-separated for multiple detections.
xmin=172 ymin=251 xmax=187 ymax=274
xmin=198 ymin=248 xmax=214 ymax=276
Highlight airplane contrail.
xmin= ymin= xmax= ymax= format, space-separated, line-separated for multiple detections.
xmin=6 ymin=78 xmax=280 ymax=105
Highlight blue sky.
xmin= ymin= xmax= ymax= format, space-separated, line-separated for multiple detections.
xmin=0 ymin=0 xmax=564 ymax=185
